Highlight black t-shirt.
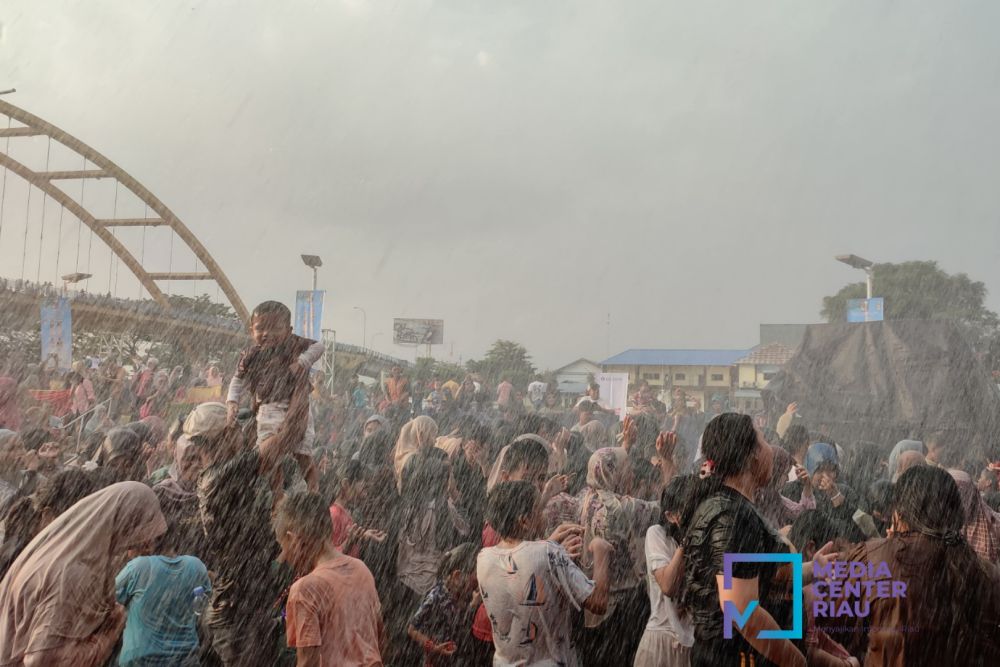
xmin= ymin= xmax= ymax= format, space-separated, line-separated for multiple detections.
xmin=197 ymin=449 xmax=280 ymax=620
xmin=451 ymin=453 xmax=486 ymax=541
xmin=683 ymin=486 xmax=790 ymax=663
xmin=235 ymin=334 xmax=312 ymax=406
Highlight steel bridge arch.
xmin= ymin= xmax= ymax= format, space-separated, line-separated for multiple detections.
xmin=0 ymin=99 xmax=249 ymax=324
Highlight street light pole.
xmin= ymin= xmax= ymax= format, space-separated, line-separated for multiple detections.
xmin=835 ymin=254 xmax=876 ymax=298
xmin=300 ymin=255 xmax=323 ymax=292
xmin=353 ymin=306 xmax=367 ymax=349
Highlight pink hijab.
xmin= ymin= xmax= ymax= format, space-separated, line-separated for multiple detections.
xmin=392 ymin=415 xmax=439 ymax=488
xmin=0 ymin=377 xmax=21 ymax=431
xmin=0 ymin=482 xmax=166 ymax=663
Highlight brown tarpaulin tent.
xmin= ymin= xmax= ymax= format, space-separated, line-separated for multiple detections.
xmin=763 ymin=320 xmax=1000 ymax=452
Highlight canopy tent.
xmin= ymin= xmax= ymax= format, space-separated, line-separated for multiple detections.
xmin=763 ymin=320 xmax=1000 ymax=452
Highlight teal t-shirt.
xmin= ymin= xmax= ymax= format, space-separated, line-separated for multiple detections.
xmin=115 ymin=555 xmax=211 ymax=664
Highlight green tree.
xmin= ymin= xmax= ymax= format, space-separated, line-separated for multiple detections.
xmin=822 ymin=261 xmax=999 ymax=328
xmin=412 ymin=358 xmax=470 ymax=385
xmin=467 ymin=340 xmax=536 ymax=388
xmin=822 ymin=261 xmax=1000 ymax=371
xmin=166 ymin=294 xmax=238 ymax=320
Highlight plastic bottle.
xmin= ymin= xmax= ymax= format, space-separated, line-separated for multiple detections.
xmin=192 ymin=586 xmax=207 ymax=617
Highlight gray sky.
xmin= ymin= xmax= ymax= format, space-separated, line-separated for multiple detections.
xmin=2 ymin=0 xmax=1000 ymax=369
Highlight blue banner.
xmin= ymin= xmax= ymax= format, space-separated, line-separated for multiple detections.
xmin=847 ymin=297 xmax=885 ymax=323
xmin=40 ymin=297 xmax=73 ymax=371
xmin=294 ymin=290 xmax=325 ymax=341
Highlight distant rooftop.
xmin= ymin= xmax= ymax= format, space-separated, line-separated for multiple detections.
xmin=736 ymin=342 xmax=796 ymax=366
xmin=601 ymin=349 xmax=751 ymax=367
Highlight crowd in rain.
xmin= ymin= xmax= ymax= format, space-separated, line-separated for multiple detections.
xmin=0 ymin=278 xmax=245 ymax=331
xmin=0 ymin=299 xmax=999 ymax=666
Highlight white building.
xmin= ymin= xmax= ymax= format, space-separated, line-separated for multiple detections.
xmin=554 ymin=358 xmax=601 ymax=399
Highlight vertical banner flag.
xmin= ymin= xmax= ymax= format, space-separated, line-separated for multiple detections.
xmin=40 ymin=297 xmax=73 ymax=371
xmin=596 ymin=372 xmax=630 ymax=421
xmin=294 ymin=290 xmax=325 ymax=345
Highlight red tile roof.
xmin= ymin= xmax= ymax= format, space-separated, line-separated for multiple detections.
xmin=736 ymin=342 xmax=796 ymax=366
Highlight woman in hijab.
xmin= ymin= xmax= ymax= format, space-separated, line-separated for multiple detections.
xmin=93 ymin=428 xmax=146 ymax=485
xmin=949 ymin=469 xmax=1000 ymax=563
xmin=353 ymin=429 xmax=402 ymax=620
xmin=576 ymin=447 xmax=661 ymax=666
xmin=139 ymin=372 xmax=171 ymax=419
xmin=391 ymin=450 xmax=467 ymax=664
xmin=152 ymin=435 xmax=204 ymax=557
xmin=830 ymin=466 xmax=1000 ymax=666
xmin=885 ymin=439 xmax=924 ymax=481
xmin=138 ymin=416 xmax=170 ymax=481
xmin=0 ymin=469 xmax=99 ymax=580
xmin=0 ymin=481 xmax=166 ymax=667
xmin=205 ymin=366 xmax=223 ymax=388
xmin=0 ymin=378 xmax=22 ymax=431
xmin=392 ymin=415 xmax=439 ymax=489
xmin=756 ymin=444 xmax=815 ymax=532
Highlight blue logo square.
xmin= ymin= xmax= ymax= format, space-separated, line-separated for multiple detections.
xmin=722 ymin=552 xmax=803 ymax=640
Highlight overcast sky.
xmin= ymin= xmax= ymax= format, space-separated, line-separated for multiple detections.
xmin=2 ymin=0 xmax=1000 ymax=369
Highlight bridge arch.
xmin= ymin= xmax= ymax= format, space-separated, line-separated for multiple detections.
xmin=0 ymin=99 xmax=249 ymax=324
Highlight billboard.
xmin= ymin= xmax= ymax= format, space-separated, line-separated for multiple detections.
xmin=40 ymin=297 xmax=72 ymax=372
xmin=294 ymin=291 xmax=325 ymax=341
xmin=847 ymin=297 xmax=885 ymax=323
xmin=393 ymin=318 xmax=444 ymax=345
xmin=596 ymin=372 xmax=629 ymax=421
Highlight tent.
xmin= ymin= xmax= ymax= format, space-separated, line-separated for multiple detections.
xmin=763 ymin=320 xmax=1000 ymax=451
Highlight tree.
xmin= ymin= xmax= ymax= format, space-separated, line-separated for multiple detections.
xmin=467 ymin=340 xmax=536 ymax=389
xmin=822 ymin=261 xmax=1000 ymax=371
xmin=411 ymin=358 xmax=472 ymax=386
xmin=166 ymin=294 xmax=237 ymax=320
xmin=822 ymin=261 xmax=999 ymax=328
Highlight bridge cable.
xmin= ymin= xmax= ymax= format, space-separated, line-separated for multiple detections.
xmin=0 ymin=116 xmax=10 ymax=248
xmin=20 ymin=171 xmax=32 ymax=281
xmin=35 ymin=136 xmax=51 ymax=283
xmin=139 ymin=203 xmax=147 ymax=298
xmin=109 ymin=181 xmax=118 ymax=294
xmin=55 ymin=205 xmax=65 ymax=277
xmin=167 ymin=230 xmax=173 ymax=296
xmin=81 ymin=156 xmax=93 ymax=291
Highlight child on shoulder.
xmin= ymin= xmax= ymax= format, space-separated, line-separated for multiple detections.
xmin=227 ymin=300 xmax=324 ymax=491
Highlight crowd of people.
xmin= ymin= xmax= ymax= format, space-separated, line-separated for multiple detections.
xmin=1 ymin=298 xmax=999 ymax=666
xmin=0 ymin=278 xmax=245 ymax=332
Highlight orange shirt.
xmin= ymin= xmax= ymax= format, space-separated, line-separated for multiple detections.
xmin=385 ymin=377 xmax=409 ymax=403
xmin=286 ymin=555 xmax=383 ymax=666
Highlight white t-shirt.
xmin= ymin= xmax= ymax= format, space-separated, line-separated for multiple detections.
xmin=477 ymin=540 xmax=594 ymax=667
xmin=642 ymin=525 xmax=695 ymax=647
xmin=527 ymin=381 xmax=547 ymax=403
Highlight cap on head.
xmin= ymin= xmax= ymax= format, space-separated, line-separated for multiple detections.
xmin=183 ymin=402 xmax=228 ymax=438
